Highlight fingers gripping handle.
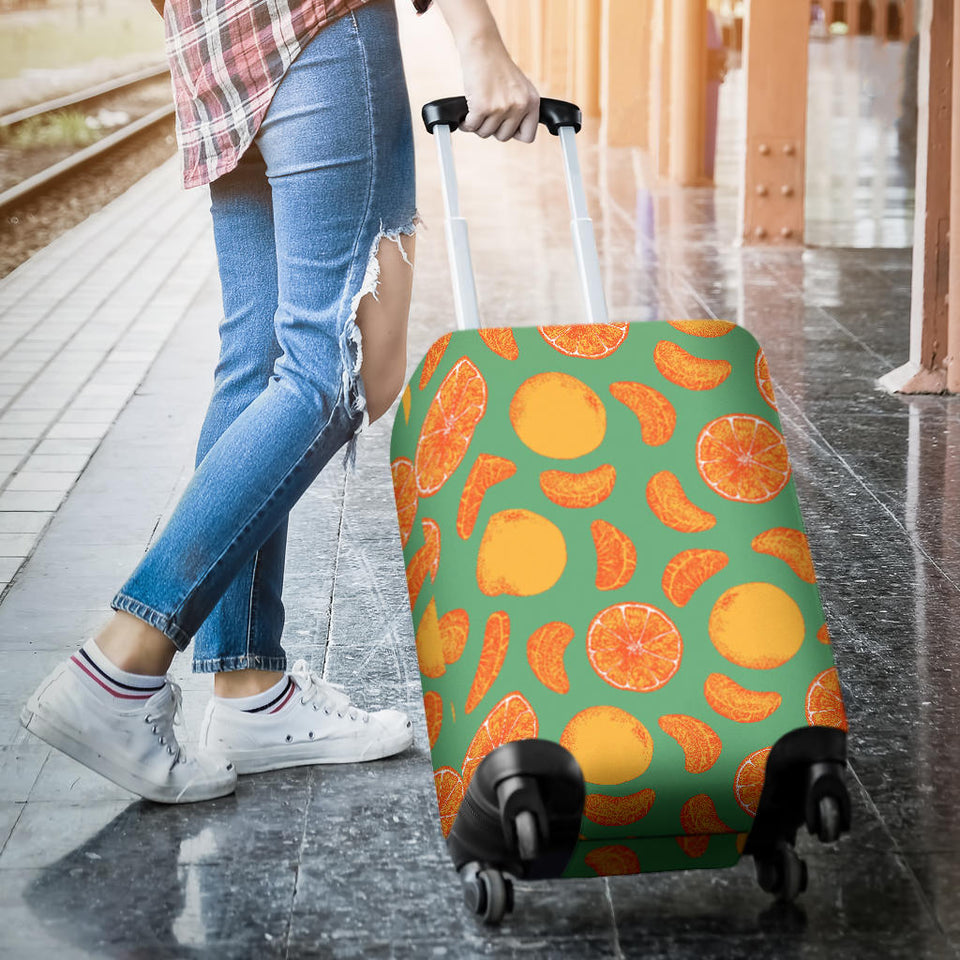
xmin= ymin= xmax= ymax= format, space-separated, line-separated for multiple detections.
xmin=422 ymin=96 xmax=582 ymax=136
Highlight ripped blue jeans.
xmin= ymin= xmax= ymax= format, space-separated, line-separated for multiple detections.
xmin=110 ymin=0 xmax=417 ymax=672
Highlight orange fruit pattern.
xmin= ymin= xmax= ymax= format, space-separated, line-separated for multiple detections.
xmin=416 ymin=597 xmax=445 ymax=678
xmin=476 ymin=509 xmax=567 ymax=597
xmin=415 ymin=356 xmax=488 ymax=497
xmin=390 ymin=456 xmax=418 ymax=549
xmin=401 ymin=383 xmax=411 ymax=424
xmin=478 ymin=327 xmax=520 ymax=360
xmin=561 ymin=706 xmax=654 ymax=785
xmin=465 ymin=611 xmax=510 ymax=714
xmin=609 ymin=381 xmax=676 ymax=446
xmin=586 ymin=602 xmax=683 ymax=693
xmin=677 ymin=836 xmax=710 ymax=858
xmin=657 ymin=715 xmax=722 ymax=773
xmin=424 ymin=690 xmax=443 ymax=748
xmin=584 ymin=844 xmax=640 ymax=876
xmin=751 ymin=527 xmax=817 ymax=583
xmin=526 ymin=621 xmax=575 ymax=694
xmin=591 ymin=519 xmax=637 ymax=590
xmin=434 ymin=766 xmax=464 ymax=838
xmin=538 ymin=322 xmax=629 ymax=359
xmin=805 ymin=667 xmax=848 ymax=731
xmin=461 ymin=691 xmax=538 ymax=789
xmin=419 ymin=333 xmax=451 ymax=390
xmin=734 ymin=746 xmax=771 ymax=817
xmin=654 ymin=340 xmax=733 ymax=391
xmin=704 ymin=673 xmax=782 ymax=723
xmin=456 ymin=453 xmax=517 ymax=540
xmin=405 ymin=518 xmax=440 ymax=612
xmin=667 ymin=320 xmax=736 ymax=338
xmin=681 ymin=793 xmax=735 ymax=835
xmin=646 ymin=471 xmax=717 ymax=533
xmin=541 ymin=464 xmax=617 ymax=509
xmin=584 ymin=789 xmax=656 ymax=827
xmin=439 ymin=608 xmax=470 ymax=664
xmin=696 ymin=414 xmax=791 ymax=504
xmin=817 ymin=622 xmax=832 ymax=644
xmin=661 ymin=548 xmax=728 ymax=607
xmin=709 ymin=582 xmax=804 ymax=670
xmin=755 ymin=348 xmax=777 ymax=409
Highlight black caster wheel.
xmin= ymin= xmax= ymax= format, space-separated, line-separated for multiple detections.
xmin=755 ymin=841 xmax=809 ymax=904
xmin=813 ymin=795 xmax=843 ymax=843
xmin=478 ymin=868 xmax=511 ymax=925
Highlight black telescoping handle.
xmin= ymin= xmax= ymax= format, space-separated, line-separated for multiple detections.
xmin=422 ymin=96 xmax=582 ymax=136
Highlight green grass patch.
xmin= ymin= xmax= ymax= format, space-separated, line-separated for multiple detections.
xmin=1 ymin=108 xmax=100 ymax=148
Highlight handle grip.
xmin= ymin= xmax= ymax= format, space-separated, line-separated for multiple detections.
xmin=422 ymin=96 xmax=582 ymax=136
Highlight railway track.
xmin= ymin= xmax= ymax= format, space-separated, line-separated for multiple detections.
xmin=0 ymin=62 xmax=175 ymax=217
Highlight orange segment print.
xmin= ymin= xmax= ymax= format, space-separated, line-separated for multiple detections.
xmin=755 ymin=348 xmax=777 ymax=409
xmin=696 ymin=414 xmax=791 ymax=504
xmin=527 ymin=621 xmax=575 ymax=694
xmin=646 ymin=471 xmax=717 ymax=533
xmin=591 ymin=519 xmax=637 ymax=590
xmin=585 ymin=844 xmax=640 ymax=876
xmin=805 ymin=667 xmax=849 ymax=732
xmin=657 ymin=715 xmax=722 ymax=773
xmin=609 ymin=381 xmax=676 ymax=446
xmin=415 ymin=356 xmax=488 ymax=497
xmin=751 ymin=527 xmax=817 ymax=583
xmin=390 ymin=456 xmax=417 ymax=549
xmin=405 ymin=518 xmax=440 ymax=611
xmin=456 ymin=454 xmax=517 ymax=540
xmin=415 ymin=598 xmax=445 ymax=679
xmin=434 ymin=766 xmax=464 ymax=838
xmin=401 ymin=383 xmax=411 ymax=423
xmin=677 ymin=836 xmax=710 ymax=858
xmin=538 ymin=322 xmax=629 ymax=358
xmin=423 ymin=690 xmax=443 ymax=748
xmin=584 ymin=789 xmax=656 ymax=827
xmin=662 ymin=549 xmax=728 ymax=607
xmin=465 ymin=611 xmax=510 ymax=714
xmin=677 ymin=794 xmax=734 ymax=858
xmin=734 ymin=746 xmax=771 ymax=817
xmin=478 ymin=327 xmax=519 ymax=360
xmin=667 ymin=320 xmax=736 ymax=338
xmin=704 ymin=673 xmax=782 ymax=723
xmin=586 ymin=602 xmax=683 ymax=693
xmin=817 ymin=623 xmax=832 ymax=644
xmin=418 ymin=332 xmax=451 ymax=390
xmin=541 ymin=464 xmax=616 ymax=509
xmin=654 ymin=340 xmax=733 ymax=390
xmin=461 ymin=692 xmax=538 ymax=789
xmin=439 ymin=608 xmax=470 ymax=664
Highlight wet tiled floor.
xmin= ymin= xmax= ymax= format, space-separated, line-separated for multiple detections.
xmin=0 ymin=15 xmax=956 ymax=960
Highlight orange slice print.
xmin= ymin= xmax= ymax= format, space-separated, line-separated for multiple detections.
xmin=817 ymin=622 xmax=832 ymax=644
xmin=755 ymin=348 xmax=777 ymax=409
xmin=538 ymin=322 xmax=629 ymax=358
xmin=560 ymin=706 xmax=654 ymax=785
xmin=591 ymin=519 xmax=637 ymax=591
xmin=477 ymin=508 xmax=567 ymax=597
xmin=465 ymin=611 xmax=510 ymax=714
xmin=609 ymin=381 xmax=676 ymax=446
xmin=526 ymin=621 xmax=575 ymax=694
xmin=805 ymin=667 xmax=849 ymax=731
xmin=681 ymin=794 xmax=735 ymax=835
xmin=541 ymin=464 xmax=616 ymax=509
xmin=434 ymin=766 xmax=464 ymax=838
xmin=415 ymin=356 xmax=488 ymax=497
xmin=478 ymin=327 xmax=519 ymax=360
xmin=456 ymin=454 xmax=517 ymax=540
xmin=439 ymin=608 xmax=469 ymax=664
xmin=423 ymin=690 xmax=443 ymax=748
xmin=584 ymin=789 xmax=656 ymax=827
xmin=401 ymin=383 xmax=411 ymax=423
xmin=709 ymin=582 xmax=804 ymax=670
xmin=661 ymin=549 xmax=728 ymax=607
xmin=390 ymin=456 xmax=418 ymax=549
xmin=585 ymin=844 xmax=641 ymax=876
xmin=704 ymin=673 xmax=782 ymax=723
xmin=587 ymin=602 xmax=683 ymax=693
xmin=696 ymin=414 xmax=791 ymax=504
xmin=751 ymin=527 xmax=817 ymax=583
xmin=734 ymin=746 xmax=771 ymax=817
xmin=405 ymin=517 xmax=440 ymax=611
xmin=657 ymin=715 xmax=722 ymax=773
xmin=415 ymin=597 xmax=445 ymax=679
xmin=646 ymin=471 xmax=717 ymax=533
xmin=654 ymin=340 xmax=732 ymax=391
xmin=461 ymin=692 xmax=538 ymax=789
xmin=418 ymin=332 xmax=451 ymax=390
xmin=667 ymin=320 xmax=736 ymax=338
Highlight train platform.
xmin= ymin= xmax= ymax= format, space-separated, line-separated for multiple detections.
xmin=0 ymin=9 xmax=956 ymax=959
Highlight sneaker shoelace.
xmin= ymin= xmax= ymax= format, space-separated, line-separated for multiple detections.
xmin=144 ymin=679 xmax=187 ymax=767
xmin=288 ymin=660 xmax=369 ymax=723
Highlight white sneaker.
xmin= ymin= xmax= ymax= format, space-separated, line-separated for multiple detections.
xmin=21 ymin=658 xmax=237 ymax=804
xmin=198 ymin=659 xmax=414 ymax=774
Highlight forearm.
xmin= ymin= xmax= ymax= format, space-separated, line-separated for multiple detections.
xmin=431 ymin=0 xmax=504 ymax=52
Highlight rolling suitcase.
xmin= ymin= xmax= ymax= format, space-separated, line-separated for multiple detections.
xmin=389 ymin=97 xmax=851 ymax=924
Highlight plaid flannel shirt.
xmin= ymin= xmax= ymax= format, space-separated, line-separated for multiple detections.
xmin=159 ymin=0 xmax=432 ymax=189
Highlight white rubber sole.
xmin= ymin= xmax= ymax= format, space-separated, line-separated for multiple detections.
xmin=20 ymin=703 xmax=237 ymax=804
